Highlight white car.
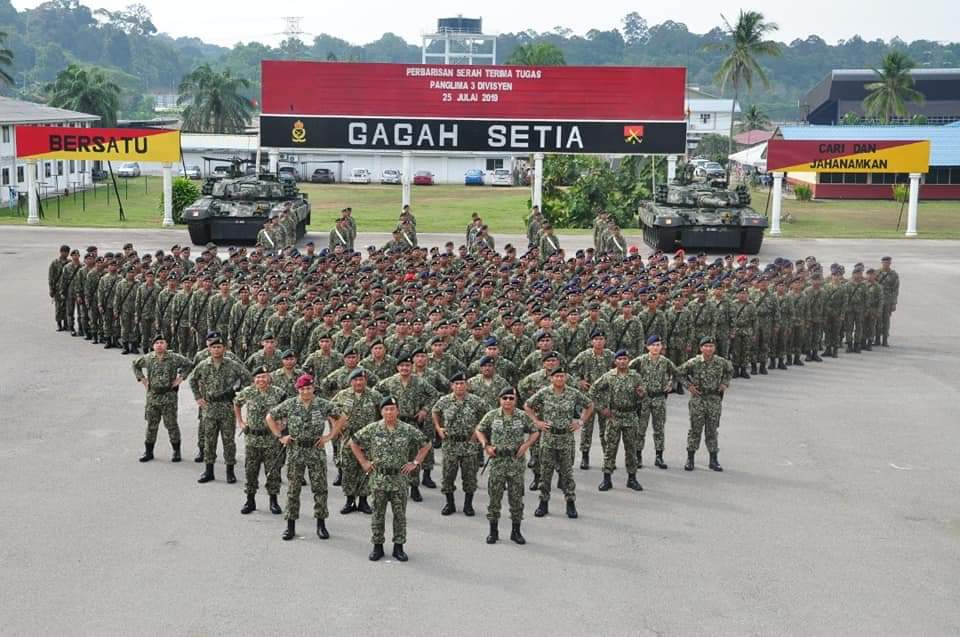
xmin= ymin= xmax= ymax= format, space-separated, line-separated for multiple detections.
xmin=349 ymin=168 xmax=371 ymax=184
xmin=492 ymin=168 xmax=513 ymax=186
xmin=116 ymin=162 xmax=141 ymax=178
xmin=380 ymin=169 xmax=401 ymax=185
xmin=179 ymin=165 xmax=201 ymax=179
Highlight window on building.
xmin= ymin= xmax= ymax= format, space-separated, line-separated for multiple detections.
xmin=819 ymin=173 xmax=842 ymax=184
xmin=57 ymin=161 xmax=64 ymax=176
xmin=2 ymin=168 xmax=8 ymax=186
xmin=69 ymin=160 xmax=75 ymax=174
xmin=843 ymin=173 xmax=868 ymax=184
xmin=485 ymin=158 xmax=504 ymax=170
xmin=700 ymin=114 xmax=711 ymax=124
xmin=44 ymin=163 xmax=51 ymax=178
xmin=871 ymin=173 xmax=909 ymax=185
xmin=80 ymin=160 xmax=86 ymax=173
xmin=924 ymin=167 xmax=960 ymax=184
xmin=17 ymin=166 xmax=24 ymax=183
xmin=1 ymin=126 xmax=9 ymax=143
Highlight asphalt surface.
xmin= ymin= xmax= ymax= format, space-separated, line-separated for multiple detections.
xmin=1 ymin=226 xmax=959 ymax=636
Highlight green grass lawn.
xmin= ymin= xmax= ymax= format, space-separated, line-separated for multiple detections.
xmin=1 ymin=178 xmax=957 ymax=239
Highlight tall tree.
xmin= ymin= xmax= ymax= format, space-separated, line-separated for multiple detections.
xmin=45 ymin=64 xmax=120 ymax=125
xmin=863 ymin=51 xmax=925 ymax=123
xmin=0 ymin=30 xmax=14 ymax=85
xmin=506 ymin=42 xmax=566 ymax=65
xmin=621 ymin=12 xmax=649 ymax=46
xmin=738 ymin=104 xmax=772 ymax=132
xmin=178 ymin=64 xmax=253 ymax=134
xmin=710 ymin=11 xmax=780 ymax=171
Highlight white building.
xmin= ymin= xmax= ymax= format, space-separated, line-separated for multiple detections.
xmin=0 ymin=96 xmax=99 ymax=206
xmin=685 ymin=86 xmax=740 ymax=155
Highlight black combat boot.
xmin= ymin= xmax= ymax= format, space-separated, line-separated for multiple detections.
xmin=769 ymin=356 xmax=777 ymax=370
xmin=565 ymin=500 xmax=578 ymax=519
xmin=805 ymin=351 xmax=814 ymax=362
xmin=675 ymin=382 xmax=685 ymax=395
xmin=534 ymin=500 xmax=548 ymax=517
xmin=750 ymin=363 xmax=758 ymax=376
xmin=637 ymin=450 xmax=643 ymax=469
xmin=282 ymin=519 xmax=295 ymax=541
xmin=269 ymin=494 xmax=282 ymax=515
xmin=463 ymin=493 xmax=475 ymax=516
xmin=759 ymin=362 xmax=768 ymax=375
xmin=410 ymin=485 xmax=422 ymax=502
xmin=741 ymin=366 xmax=751 ymax=379
xmin=57 ymin=320 xmax=65 ymax=332
xmin=777 ymin=357 xmax=788 ymax=370
xmin=486 ymin=520 xmax=499 ymax=544
xmin=853 ymin=343 xmax=861 ymax=353
xmin=139 ymin=443 xmax=154 ymax=462
xmin=882 ymin=336 xmax=889 ymax=347
xmin=510 ymin=522 xmax=526 ymax=545
xmin=194 ymin=446 xmax=203 ymax=463
xmin=129 ymin=343 xmax=139 ymax=354
xmin=316 ymin=519 xmax=329 ymax=540
xmin=830 ymin=346 xmax=839 ymax=358
xmin=92 ymin=334 xmax=100 ymax=344
xmin=793 ymin=353 xmax=804 ymax=366
xmin=529 ymin=474 xmax=540 ymax=491
xmin=332 ymin=468 xmax=343 ymax=486
xmin=70 ymin=327 xmax=78 ymax=336
xmin=122 ymin=342 xmax=130 ymax=355
xmin=812 ymin=350 xmax=823 ymax=362
xmin=103 ymin=338 xmax=113 ymax=349
xmin=598 ymin=473 xmax=613 ymax=491
xmin=225 ymin=465 xmax=237 ymax=484
xmin=709 ymin=452 xmax=724 ymax=472
xmin=197 ymin=464 xmax=215 ymax=483
xmin=580 ymin=451 xmax=590 ymax=470
xmin=684 ymin=451 xmax=695 ymax=471
xmin=441 ymin=493 xmax=456 ymax=515
xmin=357 ymin=496 xmax=372 ymax=514
xmin=655 ymin=452 xmax=668 ymax=469
xmin=846 ymin=344 xmax=854 ymax=353
xmin=392 ymin=543 xmax=408 ymax=562
xmin=626 ymin=473 xmax=643 ymax=491
xmin=340 ymin=496 xmax=357 ymax=514
xmin=241 ymin=494 xmax=256 ymax=514
xmin=421 ymin=470 xmax=436 ymax=489
xmin=369 ymin=543 xmax=384 ymax=561
xmin=863 ymin=340 xmax=873 ymax=351
xmin=171 ymin=443 xmax=181 ymax=462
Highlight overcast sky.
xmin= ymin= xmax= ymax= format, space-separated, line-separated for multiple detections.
xmin=13 ymin=0 xmax=958 ymax=47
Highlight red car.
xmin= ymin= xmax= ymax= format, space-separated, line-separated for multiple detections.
xmin=413 ymin=170 xmax=434 ymax=185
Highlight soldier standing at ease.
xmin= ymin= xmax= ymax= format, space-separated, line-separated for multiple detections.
xmin=475 ymin=388 xmax=540 ymax=545
xmin=49 ymin=245 xmax=70 ymax=331
xmin=729 ymin=287 xmax=758 ymax=378
xmin=678 ymin=336 xmax=734 ymax=472
xmin=591 ymin=349 xmax=645 ymax=491
xmin=569 ymin=330 xmax=615 ymax=470
xmin=134 ymin=270 xmax=160 ymax=353
xmin=432 ymin=372 xmax=488 ymax=517
xmin=877 ymin=256 xmax=899 ymax=346
xmin=234 ymin=366 xmax=287 ymax=516
xmin=267 ymin=374 xmax=345 ymax=541
xmin=350 ymin=396 xmax=433 ymax=562
xmin=331 ymin=369 xmax=383 ymax=515
xmin=60 ymin=248 xmax=84 ymax=336
xmin=97 ymin=257 xmax=121 ymax=349
xmin=114 ymin=266 xmax=140 ymax=354
xmin=630 ymin=335 xmax=679 ymax=470
xmin=131 ymin=335 xmax=193 ymax=462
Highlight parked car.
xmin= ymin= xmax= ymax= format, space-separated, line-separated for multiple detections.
xmin=413 ymin=170 xmax=434 ymax=186
xmin=278 ymin=166 xmax=299 ymax=181
xmin=179 ymin=165 xmax=202 ymax=179
xmin=492 ymin=168 xmax=513 ymax=186
xmin=310 ymin=168 xmax=336 ymax=183
xmin=380 ymin=169 xmax=401 ymax=185
xmin=695 ymin=161 xmax=726 ymax=180
xmin=90 ymin=167 xmax=108 ymax=182
xmin=349 ymin=168 xmax=372 ymax=184
xmin=116 ymin=162 xmax=141 ymax=178
xmin=464 ymin=168 xmax=484 ymax=186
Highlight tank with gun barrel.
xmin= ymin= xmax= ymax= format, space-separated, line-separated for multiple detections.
xmin=638 ymin=163 xmax=767 ymax=254
xmin=182 ymin=157 xmax=311 ymax=246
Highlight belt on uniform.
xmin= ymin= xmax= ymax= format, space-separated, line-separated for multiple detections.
xmin=644 ymin=392 xmax=667 ymax=398
xmin=376 ymin=467 xmax=401 ymax=475
xmin=547 ymin=428 xmax=573 ymax=435
xmin=296 ymin=440 xmax=319 ymax=448
xmin=611 ymin=409 xmax=638 ymax=416
xmin=493 ymin=448 xmax=519 ymax=458
xmin=206 ymin=390 xmax=236 ymax=403
xmin=698 ymin=390 xmax=723 ymax=397
xmin=445 ymin=435 xmax=473 ymax=442
xmin=246 ymin=430 xmax=273 ymax=437
xmin=149 ymin=386 xmax=179 ymax=395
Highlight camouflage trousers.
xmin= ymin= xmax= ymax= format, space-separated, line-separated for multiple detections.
xmin=602 ymin=413 xmax=639 ymax=474
xmin=807 ymin=321 xmax=824 ymax=353
xmin=65 ymin=294 xmax=82 ymax=330
xmin=158 ymin=321 xmax=174 ymax=347
xmin=756 ymin=320 xmax=774 ymax=364
xmin=54 ymin=293 xmax=67 ymax=325
xmin=638 ymin=397 xmax=667 ymax=453
xmin=202 ymin=405 xmax=236 ymax=465
xmin=715 ymin=330 xmax=730 ymax=358
xmin=845 ymin=310 xmax=864 ymax=346
xmin=407 ymin=418 xmax=435 ymax=486
xmin=880 ymin=304 xmax=895 ymax=339
xmin=539 ymin=434 xmax=576 ymax=502
xmin=486 ymin=456 xmax=526 ymax=522
xmin=864 ymin=311 xmax=880 ymax=344
xmin=285 ymin=449 xmax=328 ymax=521
xmin=85 ymin=299 xmax=100 ymax=338
xmin=339 ymin=438 xmax=369 ymax=497
xmin=579 ymin=413 xmax=607 ymax=455
xmin=790 ymin=323 xmax=806 ymax=355
xmin=440 ymin=442 xmax=479 ymax=495
xmin=144 ymin=394 xmax=181 ymax=445
xmin=118 ymin=311 xmax=137 ymax=344
xmin=139 ymin=318 xmax=157 ymax=352
xmin=101 ymin=306 xmax=117 ymax=340
xmin=371 ymin=488 xmax=408 ymax=544
xmin=687 ymin=395 xmax=722 ymax=453
xmin=194 ymin=325 xmax=210 ymax=354
xmin=244 ymin=440 xmax=282 ymax=496
xmin=824 ymin=314 xmax=843 ymax=348
xmin=730 ymin=332 xmax=753 ymax=367
xmin=774 ymin=327 xmax=792 ymax=358
xmin=176 ymin=326 xmax=195 ymax=358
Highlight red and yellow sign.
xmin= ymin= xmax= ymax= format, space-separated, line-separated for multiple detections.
xmin=767 ymin=139 xmax=930 ymax=173
xmin=624 ymin=125 xmax=644 ymax=144
xmin=15 ymin=126 xmax=181 ymax=162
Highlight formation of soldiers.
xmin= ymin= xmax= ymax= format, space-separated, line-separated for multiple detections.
xmin=48 ymin=211 xmax=901 ymax=561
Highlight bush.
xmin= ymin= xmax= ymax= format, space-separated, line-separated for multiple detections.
xmin=892 ymin=184 xmax=909 ymax=204
xmin=794 ymin=184 xmax=812 ymax=201
xmin=159 ymin=177 xmax=202 ymax=224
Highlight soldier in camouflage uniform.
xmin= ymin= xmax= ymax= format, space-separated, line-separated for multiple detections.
xmin=267 ymin=374 xmax=345 ymax=541
xmin=97 ymin=257 xmax=121 ymax=349
xmin=81 ymin=253 xmax=102 ymax=342
xmin=467 ymin=356 xmax=511 ymax=410
xmin=48 ymin=245 xmax=70 ymax=331
xmin=189 ymin=276 xmax=214 ymax=355
xmin=877 ymin=256 xmax=899 ymax=346
xmin=752 ymin=277 xmax=778 ymax=374
xmin=678 ymin=336 xmax=734 ymax=472
xmin=517 ymin=351 xmax=560 ymax=489
xmin=59 ymin=248 xmax=84 ymax=336
xmin=630 ymin=335 xmax=679 ymax=469
xmin=476 ymin=388 xmax=540 ymax=545
xmin=862 ymin=268 xmax=884 ymax=352
xmin=156 ymin=273 xmax=180 ymax=347
xmin=569 ymin=330 xmax=614 ymax=469
xmin=845 ymin=264 xmax=868 ymax=353
xmin=590 ymin=350 xmax=645 ymax=491
xmin=234 ymin=366 xmax=287 ymax=516
xmin=803 ymin=274 xmax=826 ymax=362
xmin=190 ymin=337 xmax=253 ymax=484
xmin=131 ymin=335 xmax=193 ymax=462
xmin=822 ymin=265 xmax=847 ymax=358
xmin=114 ymin=267 xmax=140 ymax=355
xmin=350 ymin=396 xmax=432 ymax=562
xmin=271 ymin=350 xmax=304 ymax=398
xmin=134 ymin=270 xmax=160 ymax=353
xmin=729 ymin=287 xmax=758 ymax=378
xmin=170 ymin=276 xmax=196 ymax=357
xmin=331 ymin=369 xmax=383 ymax=515
xmin=524 ymin=369 xmax=593 ymax=519
xmin=432 ymin=372 xmax=488 ymax=516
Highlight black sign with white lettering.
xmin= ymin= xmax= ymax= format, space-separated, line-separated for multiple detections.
xmin=260 ymin=115 xmax=687 ymax=154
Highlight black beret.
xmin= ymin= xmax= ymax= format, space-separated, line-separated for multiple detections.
xmin=614 ymin=349 xmax=629 ymax=359
xmin=208 ymin=337 xmax=225 ymax=346
xmin=206 ymin=330 xmax=221 ymax=340
xmin=380 ymin=396 xmax=398 ymax=409
xmin=252 ymin=365 xmax=271 ymax=376
xmin=348 ymin=368 xmax=367 ymax=381
xmin=449 ymin=371 xmax=467 ymax=383
xmin=699 ymin=336 xmax=716 ymax=346
xmin=590 ymin=329 xmax=605 ymax=339
xmin=478 ymin=355 xmax=495 ymax=367
xmin=550 ymin=368 xmax=566 ymax=377
xmin=280 ymin=349 xmax=296 ymax=359
xmin=499 ymin=387 xmax=517 ymax=398
xmin=396 ymin=354 xmax=413 ymax=365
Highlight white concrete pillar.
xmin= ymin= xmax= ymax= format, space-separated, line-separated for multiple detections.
xmin=532 ymin=152 xmax=544 ymax=209
xmin=268 ymin=150 xmax=279 ymax=175
xmin=161 ymin=162 xmax=174 ymax=227
xmin=26 ymin=159 xmax=38 ymax=225
xmin=255 ymin=148 xmax=262 ymax=174
xmin=667 ymin=155 xmax=677 ymax=182
xmin=770 ymin=172 xmax=784 ymax=236
xmin=401 ymin=151 xmax=411 ymax=209
xmin=905 ymin=172 xmax=920 ymax=237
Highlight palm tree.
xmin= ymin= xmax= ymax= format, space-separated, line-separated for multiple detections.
xmin=178 ymin=65 xmax=253 ymax=134
xmin=0 ymin=31 xmax=14 ymax=86
xmin=737 ymin=104 xmax=772 ymax=132
xmin=711 ymin=11 xmax=780 ymax=171
xmin=863 ymin=52 xmax=924 ymax=123
xmin=506 ymin=42 xmax=566 ymax=66
xmin=46 ymin=65 xmax=121 ymax=126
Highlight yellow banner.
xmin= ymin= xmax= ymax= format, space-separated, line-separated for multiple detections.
xmin=16 ymin=126 xmax=181 ymax=163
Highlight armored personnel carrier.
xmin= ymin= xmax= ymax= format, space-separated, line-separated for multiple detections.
xmin=182 ymin=158 xmax=311 ymax=246
xmin=638 ymin=167 xmax=767 ymax=254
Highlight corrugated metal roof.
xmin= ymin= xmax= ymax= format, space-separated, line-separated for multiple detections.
xmin=0 ymin=96 xmax=99 ymax=123
xmin=181 ymin=133 xmax=260 ymax=152
xmin=778 ymin=125 xmax=960 ymax=166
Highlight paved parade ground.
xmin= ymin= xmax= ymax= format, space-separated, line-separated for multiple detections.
xmin=2 ymin=226 xmax=959 ymax=635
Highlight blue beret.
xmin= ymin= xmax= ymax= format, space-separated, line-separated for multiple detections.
xmin=483 ymin=337 xmax=498 ymax=347
xmin=479 ymin=355 xmax=495 ymax=367
xmin=646 ymin=335 xmax=662 ymax=345
xmin=614 ymin=349 xmax=630 ymax=359
xmin=590 ymin=329 xmax=605 ymax=339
